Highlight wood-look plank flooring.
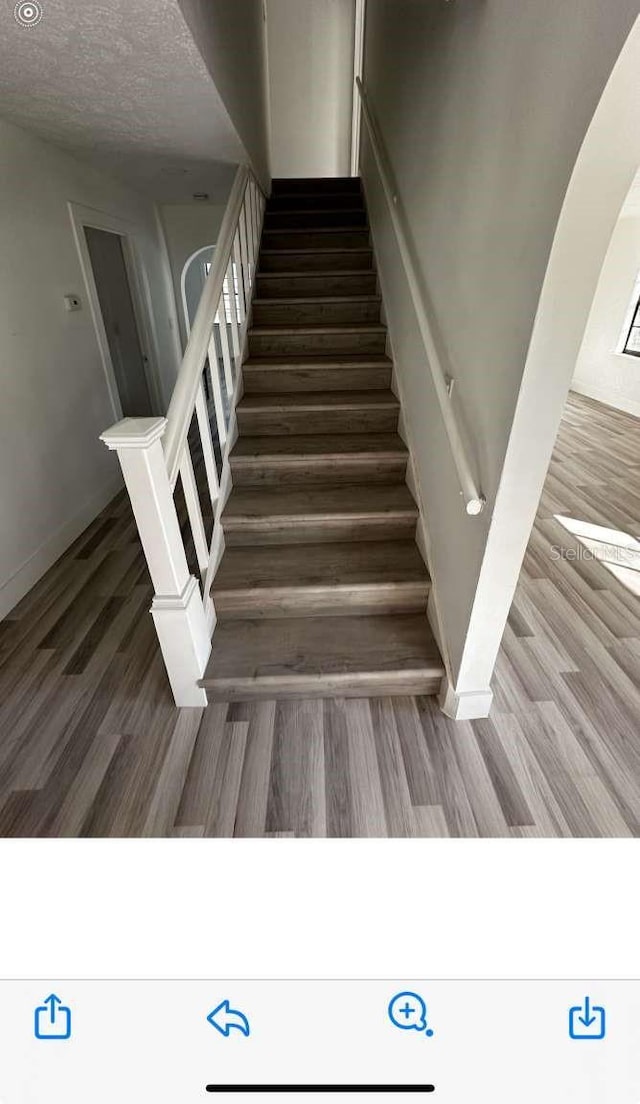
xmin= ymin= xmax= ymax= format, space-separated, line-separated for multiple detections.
xmin=1 ymin=392 xmax=639 ymax=837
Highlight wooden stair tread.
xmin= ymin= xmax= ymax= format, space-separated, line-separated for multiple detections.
xmin=223 ymin=483 xmax=417 ymax=522
xmin=263 ymin=226 xmax=368 ymax=235
xmin=212 ymin=540 xmax=429 ymax=591
xmin=257 ymin=269 xmax=375 ymax=278
xmin=271 ymin=176 xmax=361 ymax=187
xmin=265 ymin=207 xmax=366 ymax=215
xmin=199 ymin=613 xmax=444 ymax=693
xmin=268 ymin=193 xmax=363 ymax=201
xmin=243 ymin=354 xmax=392 ymax=367
xmin=237 ymin=390 xmax=398 ymax=411
xmin=249 ymin=323 xmax=386 ymax=335
xmin=260 ymin=247 xmax=372 ymax=255
xmin=254 ymin=295 xmax=380 ymax=305
xmin=231 ymin=433 xmax=408 ymax=458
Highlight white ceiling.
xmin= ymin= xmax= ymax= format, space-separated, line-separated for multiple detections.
xmin=0 ymin=0 xmax=246 ymax=200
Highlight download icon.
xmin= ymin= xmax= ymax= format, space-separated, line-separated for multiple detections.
xmin=569 ymin=996 xmax=606 ymax=1040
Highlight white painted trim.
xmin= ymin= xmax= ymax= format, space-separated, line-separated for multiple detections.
xmin=570 ymin=380 xmax=640 ymax=419
xmin=101 ymin=416 xmax=167 ymax=450
xmin=151 ymin=576 xmax=209 ymax=707
xmin=0 ymin=475 xmax=122 ymax=621
xmin=350 ymin=0 xmax=367 ymax=177
xmin=68 ymin=201 xmax=163 ymax=417
xmin=438 ymin=679 xmax=494 ymax=721
xmin=180 ymin=243 xmax=216 ymax=339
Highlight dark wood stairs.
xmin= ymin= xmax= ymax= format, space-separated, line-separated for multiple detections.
xmin=200 ymin=176 xmax=445 ymax=700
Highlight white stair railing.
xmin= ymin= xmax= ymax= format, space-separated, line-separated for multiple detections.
xmin=101 ymin=165 xmax=265 ymax=706
xmin=356 ymin=78 xmax=485 ymax=516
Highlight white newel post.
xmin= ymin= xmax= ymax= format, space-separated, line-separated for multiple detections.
xmin=100 ymin=417 xmax=210 ymax=707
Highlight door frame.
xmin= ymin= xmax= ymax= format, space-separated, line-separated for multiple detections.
xmin=68 ymin=201 xmax=163 ymax=420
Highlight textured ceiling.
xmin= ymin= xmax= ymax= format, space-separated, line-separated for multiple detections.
xmin=0 ymin=0 xmax=246 ymax=199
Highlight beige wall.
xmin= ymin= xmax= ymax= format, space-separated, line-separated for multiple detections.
xmin=0 ymin=119 xmax=179 ymax=619
xmin=266 ymin=0 xmax=356 ymax=178
xmin=573 ymin=172 xmax=640 ymax=417
xmin=361 ymin=1 xmax=640 ymax=708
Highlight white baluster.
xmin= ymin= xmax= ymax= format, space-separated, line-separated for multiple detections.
xmin=178 ymin=443 xmax=209 ymax=574
xmin=238 ymin=202 xmax=251 ymax=310
xmin=250 ymin=181 xmax=261 ymax=264
xmin=244 ymin=193 xmax=256 ymax=289
xmin=100 ymin=417 xmax=209 ymax=707
xmin=233 ymin=232 xmax=247 ymax=323
xmin=226 ymin=258 xmax=241 ymax=361
xmin=195 ymin=380 xmax=219 ymax=508
xmin=207 ymin=331 xmax=227 ymax=447
xmin=217 ymin=287 xmax=235 ymax=398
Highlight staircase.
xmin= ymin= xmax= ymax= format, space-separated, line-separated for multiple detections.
xmin=199 ymin=177 xmax=445 ymax=701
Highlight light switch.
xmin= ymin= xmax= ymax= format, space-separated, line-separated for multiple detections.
xmin=64 ymin=294 xmax=82 ymax=311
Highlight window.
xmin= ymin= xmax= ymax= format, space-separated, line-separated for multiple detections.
xmin=204 ymin=260 xmax=242 ymax=324
xmin=622 ymin=291 xmax=640 ymax=356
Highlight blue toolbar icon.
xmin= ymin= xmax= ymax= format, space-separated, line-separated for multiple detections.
xmin=388 ymin=991 xmax=434 ymax=1036
xmin=569 ymin=997 xmax=606 ymax=1040
xmin=34 ymin=994 xmax=72 ymax=1040
xmin=207 ymin=999 xmax=250 ymax=1037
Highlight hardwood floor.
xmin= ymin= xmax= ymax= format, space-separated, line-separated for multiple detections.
xmin=0 ymin=392 xmax=639 ymax=836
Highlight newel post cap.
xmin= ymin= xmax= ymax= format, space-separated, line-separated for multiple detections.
xmin=100 ymin=416 xmax=167 ymax=451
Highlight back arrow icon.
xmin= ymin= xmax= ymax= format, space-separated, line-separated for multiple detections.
xmin=207 ymin=1000 xmax=250 ymax=1037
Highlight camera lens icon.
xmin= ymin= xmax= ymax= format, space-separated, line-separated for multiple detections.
xmin=388 ymin=991 xmax=434 ymax=1036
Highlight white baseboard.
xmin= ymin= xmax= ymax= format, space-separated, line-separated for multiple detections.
xmin=439 ymin=678 xmax=494 ymax=720
xmin=0 ymin=475 xmax=123 ymax=621
xmin=570 ymin=380 xmax=640 ymax=419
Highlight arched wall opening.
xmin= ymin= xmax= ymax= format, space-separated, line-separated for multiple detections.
xmin=449 ymin=16 xmax=640 ymax=716
xmin=180 ymin=243 xmax=215 ymax=338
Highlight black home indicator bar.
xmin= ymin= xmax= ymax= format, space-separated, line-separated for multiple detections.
xmin=206 ymin=1086 xmax=435 ymax=1094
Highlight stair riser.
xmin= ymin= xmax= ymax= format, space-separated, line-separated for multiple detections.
xmin=267 ymin=193 xmax=365 ymax=211
xmin=230 ymin=457 xmax=407 ymax=487
xmin=252 ymin=300 xmax=381 ymax=326
xmin=237 ymin=408 xmax=398 ymax=436
xmin=260 ymin=250 xmax=373 ymax=272
xmin=271 ymin=178 xmax=361 ymax=194
xmin=263 ymin=229 xmax=369 ymax=250
xmin=223 ymin=517 xmax=418 ymax=546
xmin=213 ymin=584 xmax=430 ymax=620
xmin=203 ymin=673 xmax=442 ymax=701
xmin=264 ymin=210 xmax=367 ymax=229
xmin=242 ymin=366 xmax=392 ymax=393
xmin=256 ymin=273 xmax=377 ymax=297
xmin=249 ymin=331 xmax=386 ymax=357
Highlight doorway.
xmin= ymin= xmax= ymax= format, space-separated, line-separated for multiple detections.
xmin=84 ymin=226 xmax=152 ymax=418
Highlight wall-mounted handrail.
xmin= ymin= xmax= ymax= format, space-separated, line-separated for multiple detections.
xmin=356 ymin=77 xmax=485 ymax=516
